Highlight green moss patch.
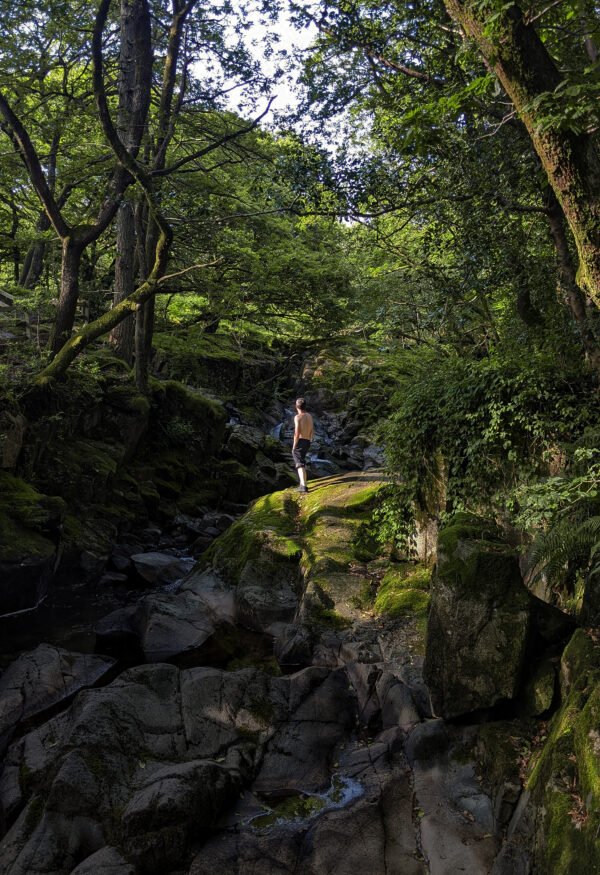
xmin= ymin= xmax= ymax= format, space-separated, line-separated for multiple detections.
xmin=204 ymin=473 xmax=390 ymax=629
xmin=203 ymin=490 xmax=302 ymax=584
xmin=374 ymin=565 xmax=431 ymax=619
xmin=436 ymin=512 xmax=503 ymax=556
xmin=526 ymin=629 xmax=600 ymax=873
xmin=0 ymin=472 xmax=64 ymax=561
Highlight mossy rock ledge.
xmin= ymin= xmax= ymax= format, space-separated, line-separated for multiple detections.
xmin=0 ymin=473 xmax=64 ymax=616
xmin=523 ymin=629 xmax=600 ymax=873
xmin=423 ymin=513 xmax=570 ymax=720
xmin=200 ymin=472 xmax=387 ymax=635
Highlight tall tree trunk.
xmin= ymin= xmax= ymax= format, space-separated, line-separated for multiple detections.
xmin=134 ymin=212 xmax=158 ymax=391
xmin=110 ymin=200 xmax=136 ymax=362
xmin=544 ymin=188 xmax=600 ymax=369
xmin=444 ymin=1 xmax=600 ymax=304
xmin=134 ymin=295 xmax=153 ymax=391
xmin=50 ymin=237 xmax=84 ymax=353
xmin=110 ymin=0 xmax=153 ymax=365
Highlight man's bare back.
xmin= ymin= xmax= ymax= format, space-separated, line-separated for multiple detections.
xmin=294 ymin=411 xmax=314 ymax=440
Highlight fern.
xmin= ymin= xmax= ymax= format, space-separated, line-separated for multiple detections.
xmin=529 ymin=512 xmax=600 ymax=588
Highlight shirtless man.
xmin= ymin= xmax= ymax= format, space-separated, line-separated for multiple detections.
xmin=292 ymin=397 xmax=314 ymax=494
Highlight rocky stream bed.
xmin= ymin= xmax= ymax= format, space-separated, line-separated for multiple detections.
xmin=3 ymin=468 xmax=596 ymax=874
xmin=1 ymin=346 xmax=599 ymax=874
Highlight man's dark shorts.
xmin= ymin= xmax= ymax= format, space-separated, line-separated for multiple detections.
xmin=292 ymin=439 xmax=311 ymax=468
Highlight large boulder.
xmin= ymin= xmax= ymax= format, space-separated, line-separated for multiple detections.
xmin=0 ymin=663 xmax=355 ymax=875
xmin=95 ymin=570 xmax=236 ymax=663
xmin=0 ymin=664 xmax=252 ymax=874
xmin=0 ymin=644 xmax=115 ymax=754
xmin=424 ymin=514 xmax=532 ymax=719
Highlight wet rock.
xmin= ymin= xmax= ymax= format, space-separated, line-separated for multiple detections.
xmin=131 ymin=551 xmax=193 ymax=585
xmin=0 ymin=644 xmax=115 ymax=754
xmin=94 ymin=606 xmax=141 ymax=659
xmin=424 ymin=514 xmax=531 ymax=719
xmin=308 ymin=457 xmax=340 ymax=478
xmin=95 ymin=605 xmax=136 ymax=638
xmin=109 ymin=546 xmax=134 ymax=573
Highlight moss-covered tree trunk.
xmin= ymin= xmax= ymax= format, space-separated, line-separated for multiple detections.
xmin=544 ymin=187 xmax=600 ymax=370
xmin=36 ymin=223 xmax=172 ymax=384
xmin=444 ymin=1 xmax=600 ymax=305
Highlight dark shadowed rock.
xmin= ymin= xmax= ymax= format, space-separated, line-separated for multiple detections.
xmin=253 ymin=668 xmax=354 ymax=796
xmin=191 ymin=728 xmax=425 ymax=875
xmin=0 ymin=644 xmax=115 ymax=754
xmin=362 ymin=444 xmax=385 ymax=470
xmin=424 ymin=514 xmax=531 ymax=719
xmin=406 ymin=719 xmax=499 ymax=873
xmin=0 ymin=663 xmax=254 ymax=875
xmin=0 ymin=551 xmax=55 ymax=618
xmin=236 ymin=559 xmax=300 ymax=634
xmin=273 ymin=623 xmax=314 ymax=669
xmin=95 ymin=571 xmax=236 ymax=663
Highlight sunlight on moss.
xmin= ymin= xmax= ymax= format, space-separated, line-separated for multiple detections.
xmin=373 ymin=564 xmax=431 ymax=619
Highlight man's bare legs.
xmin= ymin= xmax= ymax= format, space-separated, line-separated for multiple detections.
xmin=298 ymin=465 xmax=307 ymax=490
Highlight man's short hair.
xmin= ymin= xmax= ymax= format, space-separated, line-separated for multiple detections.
xmin=295 ymin=397 xmax=306 ymax=410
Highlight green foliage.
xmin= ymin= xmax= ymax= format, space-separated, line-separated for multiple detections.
xmin=367 ymin=484 xmax=417 ymax=558
xmin=384 ymin=348 xmax=599 ymax=513
xmin=508 ymin=446 xmax=600 ymax=601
